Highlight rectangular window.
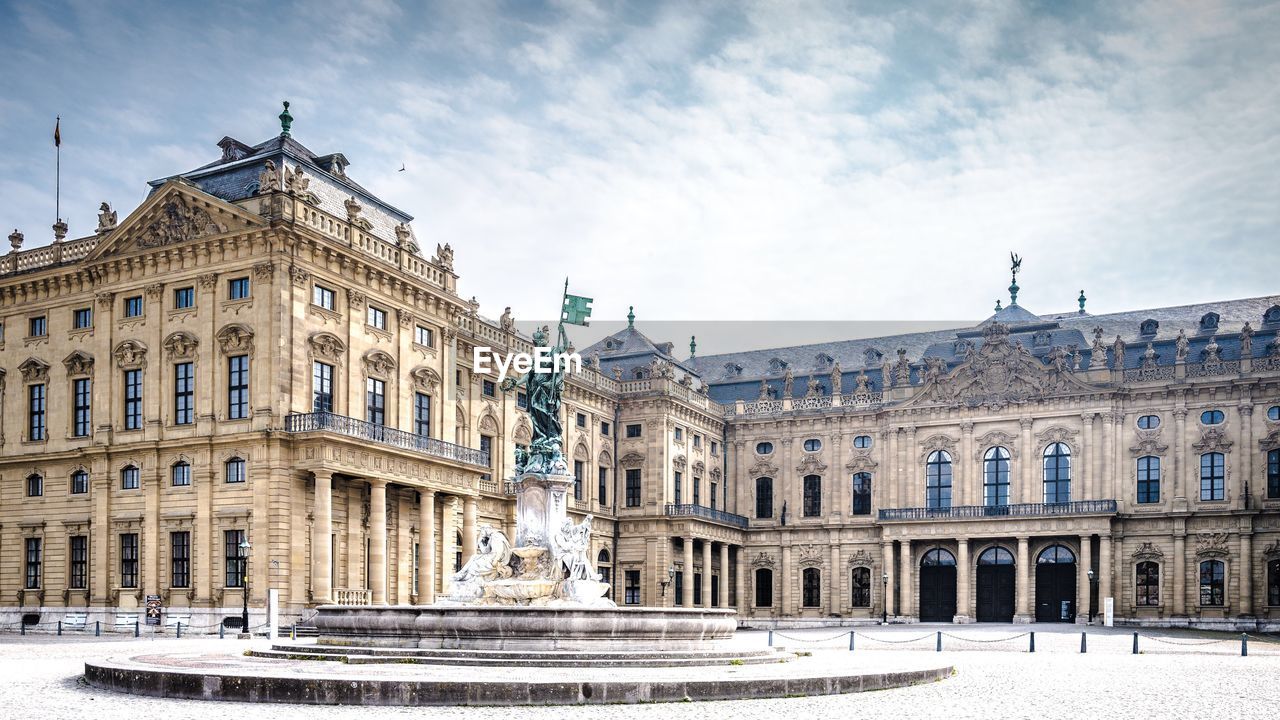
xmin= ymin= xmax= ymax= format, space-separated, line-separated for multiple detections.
xmin=482 ymin=379 xmax=496 ymax=397
xmin=73 ymin=307 xmax=93 ymax=329
xmin=366 ymin=377 xmax=386 ymax=425
xmin=312 ymin=284 xmax=335 ymax=310
xmin=693 ymin=573 xmax=703 ymax=605
xmin=73 ymin=377 xmax=92 ymax=437
xmin=121 ymin=466 xmax=140 ymax=490
xmin=624 ymin=570 xmax=641 ymax=605
xmin=600 ymin=421 xmax=610 ymax=436
xmin=674 ymin=427 xmax=683 ymax=442
xmin=414 ymin=325 xmax=433 ymax=347
xmin=1267 ymin=449 xmax=1280 ymax=500
xmin=312 ymin=361 xmax=334 ymax=413
xmin=367 ymin=305 xmax=387 ymax=330
xmin=517 ymin=391 xmax=528 ymax=410
xmin=693 ymin=435 xmax=702 ymax=449
xmin=228 ymin=355 xmax=249 ymax=419
xmin=598 ymin=467 xmax=608 ymax=505
xmin=693 ymin=477 xmax=701 ymax=506
xmin=674 ymin=571 xmax=684 ymax=606
xmin=228 ymin=277 xmax=250 ymax=300
xmin=69 ymin=536 xmax=87 ymax=589
xmin=626 ymin=424 xmax=641 ymax=438
xmin=480 ymin=435 xmax=493 ymax=482
xmin=225 ymin=457 xmax=246 ymax=484
xmin=171 ymin=462 xmax=191 ymax=487
xmin=225 ymin=529 xmax=246 ymax=587
xmin=27 ymin=474 xmax=42 ymax=497
xmin=29 ymin=383 xmax=47 ymax=440
xmin=711 ymin=441 xmax=719 ymax=455
xmin=674 ymin=471 xmax=683 ymax=505
xmin=414 ymin=393 xmax=431 ymax=436
xmin=124 ymin=295 xmax=143 ymax=318
xmin=625 ymin=468 xmax=641 ymax=507
xmin=1136 ymin=456 xmax=1160 ymax=504
xmin=173 ymin=286 xmax=194 ymax=309
xmin=123 ymin=368 xmax=143 ymax=430
xmin=1200 ymin=453 xmax=1225 ymax=501
xmin=171 ymin=532 xmax=190 ymax=588
xmin=576 ymin=412 xmax=586 ymax=428
xmin=29 ymin=316 xmax=47 ymax=337
xmin=852 ymin=473 xmax=872 ymax=515
xmin=25 ymin=538 xmax=42 ymax=589
xmin=175 ymin=362 xmax=194 ymax=424
xmin=120 ymin=533 xmax=139 ymax=588
xmin=70 ymin=471 xmax=89 ymax=494
xmin=710 ymin=481 xmax=718 ymax=510
xmin=574 ymin=460 xmax=584 ymax=500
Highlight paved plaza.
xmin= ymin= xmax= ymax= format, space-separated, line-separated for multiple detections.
xmin=2 ymin=625 xmax=1277 ymax=718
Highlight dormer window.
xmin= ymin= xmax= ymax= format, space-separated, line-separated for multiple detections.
xmin=605 ymin=340 xmax=616 ymax=350
xmin=769 ymin=357 xmax=788 ymax=372
xmin=1032 ymin=330 xmax=1052 ymax=347
xmin=864 ymin=348 xmax=883 ymax=366
xmin=815 ymin=353 xmax=833 ymax=369
xmin=1264 ymin=305 xmax=1280 ymax=325
xmin=1199 ymin=312 xmax=1219 ymax=332
xmin=723 ymin=362 xmax=743 ymax=376
xmin=1140 ymin=319 xmax=1159 ymax=336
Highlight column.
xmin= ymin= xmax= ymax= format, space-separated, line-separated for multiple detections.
xmin=312 ymin=471 xmax=333 ymax=604
xmin=1099 ymin=533 xmax=1113 ymax=616
xmin=1173 ymin=406 xmax=1188 ymax=501
xmin=441 ymin=330 xmax=457 ymax=443
xmin=1082 ymin=414 xmax=1096 ymax=501
xmin=830 ymin=544 xmax=842 ymax=613
xmin=718 ymin=542 xmax=729 ymax=608
xmin=959 ymin=422 xmax=974 ymax=506
xmin=1077 ymin=535 xmax=1092 ymax=623
xmin=1173 ymin=532 xmax=1186 ymax=616
xmin=956 ymin=538 xmax=970 ymax=622
xmin=682 ymin=536 xmax=694 ymax=607
xmin=881 ymin=540 xmax=895 ymax=618
xmin=701 ymin=540 xmax=712 ymax=608
xmin=462 ymin=495 xmax=478 ymax=559
xmin=1015 ymin=536 xmax=1031 ymax=621
xmin=369 ymin=479 xmax=388 ymax=604
xmin=418 ymin=490 xmax=436 ymax=604
xmin=781 ymin=544 xmax=793 ymax=615
xmin=1240 ymin=533 xmax=1253 ymax=616
xmin=899 ymin=539 xmax=913 ymax=619
xmin=1239 ymin=406 xmax=1253 ymax=506
xmin=440 ymin=496 xmax=459 ymax=594
xmin=347 ymin=483 xmax=363 ymax=589
xmin=887 ymin=428 xmax=900 ymax=509
xmin=734 ymin=546 xmax=745 ymax=611
xmin=1019 ymin=418 xmax=1034 ymax=503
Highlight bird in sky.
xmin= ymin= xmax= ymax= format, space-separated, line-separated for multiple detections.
xmin=398 ymin=163 xmax=406 ymax=172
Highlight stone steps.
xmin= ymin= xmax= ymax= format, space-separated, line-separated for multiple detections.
xmin=255 ymin=643 xmax=794 ymax=667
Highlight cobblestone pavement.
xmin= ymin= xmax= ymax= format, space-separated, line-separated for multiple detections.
xmin=3 ymin=625 xmax=1278 ymax=719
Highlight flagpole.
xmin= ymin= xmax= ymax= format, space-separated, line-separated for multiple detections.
xmin=55 ymin=116 xmax=61 ymax=224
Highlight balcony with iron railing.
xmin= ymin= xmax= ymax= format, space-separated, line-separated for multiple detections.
xmin=663 ymin=503 xmax=750 ymax=529
xmin=283 ymin=412 xmax=490 ymax=468
xmin=878 ymin=499 xmax=1117 ymax=522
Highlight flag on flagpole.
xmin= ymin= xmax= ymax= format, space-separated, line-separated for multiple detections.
xmin=54 ymin=117 xmax=61 ymax=147
xmin=561 ymin=292 xmax=593 ymax=326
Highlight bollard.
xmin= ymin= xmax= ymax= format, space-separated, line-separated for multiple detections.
xmin=57 ymin=620 xmax=63 ymax=636
xmin=95 ymin=620 xmax=100 ymax=637
xmin=1029 ymin=631 xmax=1035 ymax=653
xmin=176 ymin=622 xmax=182 ymax=639
xmin=219 ymin=623 xmax=225 ymax=639
xmin=1241 ymin=633 xmax=1248 ymax=657
xmin=1080 ymin=631 xmax=1087 ymax=654
xmin=848 ymin=631 xmax=855 ymax=652
xmin=134 ymin=619 xmax=140 ymax=638
xmin=20 ymin=621 xmax=24 ymax=636
xmin=936 ymin=631 xmax=942 ymax=652
xmin=291 ymin=624 xmax=297 ymax=641
xmin=768 ymin=629 xmax=774 ymax=646
xmin=1132 ymin=632 xmax=1139 ymax=655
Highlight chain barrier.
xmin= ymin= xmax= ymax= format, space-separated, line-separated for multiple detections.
xmin=1142 ymin=635 xmax=1230 ymax=646
xmin=856 ymin=632 xmax=936 ymax=645
xmin=773 ymin=630 xmax=853 ymax=643
xmin=940 ymin=631 xmax=1030 ymax=643
xmin=1244 ymin=634 xmax=1280 ymax=646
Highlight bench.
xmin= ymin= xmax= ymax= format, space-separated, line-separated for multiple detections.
xmin=114 ymin=614 xmax=138 ymax=632
xmin=62 ymin=613 xmax=88 ymax=631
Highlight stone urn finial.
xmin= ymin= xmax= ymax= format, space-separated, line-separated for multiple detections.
xmin=53 ymin=219 xmax=68 ymax=242
xmin=8 ymin=229 xmax=23 ymax=252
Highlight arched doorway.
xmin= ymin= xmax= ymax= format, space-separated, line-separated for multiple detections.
xmin=976 ymin=546 xmax=1015 ymax=622
xmin=1035 ymin=544 xmax=1077 ymax=622
xmin=919 ymin=547 xmax=957 ymax=622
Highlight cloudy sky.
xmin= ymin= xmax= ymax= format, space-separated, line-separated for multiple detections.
xmin=1 ymin=0 xmax=1277 ymax=332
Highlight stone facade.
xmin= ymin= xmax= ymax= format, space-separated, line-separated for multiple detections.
xmin=0 ymin=121 xmax=1276 ymax=630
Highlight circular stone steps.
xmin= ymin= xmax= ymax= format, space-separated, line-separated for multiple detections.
xmin=253 ymin=643 xmax=794 ymax=667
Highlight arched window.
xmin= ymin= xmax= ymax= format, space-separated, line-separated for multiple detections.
xmin=922 ymin=548 xmax=957 ymax=566
xmin=1136 ymin=561 xmax=1160 ymax=606
xmin=802 ymin=568 xmax=821 ymax=608
xmin=1136 ymin=456 xmax=1160 ymax=504
xmin=850 ymin=567 xmax=871 ymax=607
xmin=1267 ymin=449 xmax=1279 ymax=500
xmin=851 ymin=473 xmax=872 ymax=515
xmin=983 ymin=447 xmax=1010 ymax=507
xmin=120 ymin=465 xmax=140 ymax=490
xmin=26 ymin=474 xmax=43 ymax=497
xmin=925 ymin=451 xmax=952 ymax=509
xmin=1199 ymin=560 xmax=1225 ymax=606
xmin=1043 ymin=442 xmax=1071 ymax=504
xmin=455 ymin=530 xmax=464 ymax=572
xmin=1037 ymin=545 xmax=1076 ymax=564
xmin=802 ymin=475 xmax=822 ymax=517
xmin=754 ymin=568 xmax=773 ymax=607
xmin=1199 ymin=452 xmax=1224 ymax=501
xmin=225 ymin=457 xmax=246 ymax=484
xmin=1268 ymin=559 xmax=1280 ymax=607
xmin=977 ymin=546 xmax=1014 ymax=565
xmin=596 ymin=549 xmax=611 ymax=587
xmin=755 ymin=477 xmax=774 ymax=519
xmin=70 ymin=470 xmax=89 ymax=495
xmin=171 ymin=461 xmax=191 ymax=487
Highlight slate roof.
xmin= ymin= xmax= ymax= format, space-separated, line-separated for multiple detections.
xmin=580 ymin=325 xmax=703 ymax=386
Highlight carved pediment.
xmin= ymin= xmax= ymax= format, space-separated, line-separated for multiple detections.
xmin=1260 ymin=429 xmax=1280 ymax=453
xmin=216 ymin=324 xmax=254 ymax=356
xmin=19 ymin=357 xmax=50 ymax=383
xmin=1192 ymin=427 xmax=1233 ymax=454
xmin=908 ymin=321 xmax=1098 ymax=410
xmin=1263 ymin=541 xmax=1280 ymax=560
xmin=307 ymin=332 xmax=346 ymax=363
xmin=672 ymin=454 xmax=687 ymax=470
xmin=619 ymin=451 xmax=645 ymax=469
xmin=974 ymin=430 xmax=1019 ymax=460
xmin=362 ymin=350 xmax=396 ymax=378
xmin=918 ymin=434 xmax=957 ymax=463
xmin=1035 ymin=425 xmax=1079 ymax=451
xmin=751 ymin=552 xmax=776 ymax=568
xmin=62 ymin=351 xmax=94 ymax=377
xmin=747 ymin=459 xmax=779 ymax=478
xmin=795 ymin=454 xmax=828 ymax=476
xmin=1194 ymin=531 xmax=1230 ymax=558
xmin=163 ymin=331 xmax=199 ymax=360
xmin=692 ymin=460 xmax=706 ymax=474
xmin=847 ymin=549 xmax=875 ymax=568
xmin=113 ymin=340 xmax=148 ymax=369
xmin=797 ymin=544 xmax=823 ymax=567
xmin=82 ymin=182 xmax=264 ymax=263
xmin=846 ymin=451 xmax=878 ymax=473
xmin=1130 ymin=542 xmax=1164 ymax=561
xmin=410 ymin=366 xmax=440 ymax=393
xmin=1130 ymin=435 xmax=1169 ymax=457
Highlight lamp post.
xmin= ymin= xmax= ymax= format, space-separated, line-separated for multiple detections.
xmin=660 ymin=564 xmax=676 ymax=601
xmin=1086 ymin=569 xmax=1096 ymax=624
xmin=239 ymin=537 xmax=252 ymax=637
xmin=882 ymin=572 xmax=889 ymax=624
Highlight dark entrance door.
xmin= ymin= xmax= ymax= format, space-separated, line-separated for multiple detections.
xmin=976 ymin=546 xmax=1015 ymax=622
xmin=1034 ymin=544 xmax=1077 ymax=623
xmin=919 ymin=548 xmax=957 ymax=622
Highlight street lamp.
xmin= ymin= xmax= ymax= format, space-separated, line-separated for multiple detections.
xmin=881 ymin=572 xmax=889 ymax=625
xmin=239 ymin=537 xmax=252 ymax=637
xmin=1086 ymin=569 xmax=1096 ymax=623
xmin=660 ymin=564 xmax=676 ymax=598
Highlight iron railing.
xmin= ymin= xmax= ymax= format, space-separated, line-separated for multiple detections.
xmin=283 ymin=412 xmax=490 ymax=467
xmin=664 ymin=503 xmax=749 ymax=528
xmin=878 ymin=499 xmax=1117 ymax=521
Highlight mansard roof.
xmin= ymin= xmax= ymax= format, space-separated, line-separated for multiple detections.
xmin=580 ymin=324 xmax=701 ymax=383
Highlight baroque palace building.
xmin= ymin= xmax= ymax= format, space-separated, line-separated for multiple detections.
xmin=0 ymin=109 xmax=1277 ymax=630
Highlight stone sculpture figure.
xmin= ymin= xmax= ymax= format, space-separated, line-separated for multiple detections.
xmin=257 ymin=160 xmax=280 ymax=193
xmin=1112 ymin=335 xmax=1127 ymax=370
xmin=1089 ymin=328 xmax=1109 ymax=369
xmin=830 ymin=362 xmax=842 ymax=395
xmin=1241 ymin=323 xmax=1254 ymax=357
xmin=451 ymin=526 xmax=514 ymax=599
xmin=500 ymin=306 xmax=515 ymax=332
xmin=782 ymin=368 xmax=794 ymax=398
xmin=96 ymin=202 xmax=117 ymax=233
xmin=1175 ymin=330 xmax=1190 ymax=362
xmin=854 ymin=369 xmax=870 ymax=393
xmin=502 ymin=325 xmax=569 ymax=475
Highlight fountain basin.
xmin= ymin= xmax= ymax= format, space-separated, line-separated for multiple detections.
xmin=314 ymin=604 xmax=738 ymax=651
